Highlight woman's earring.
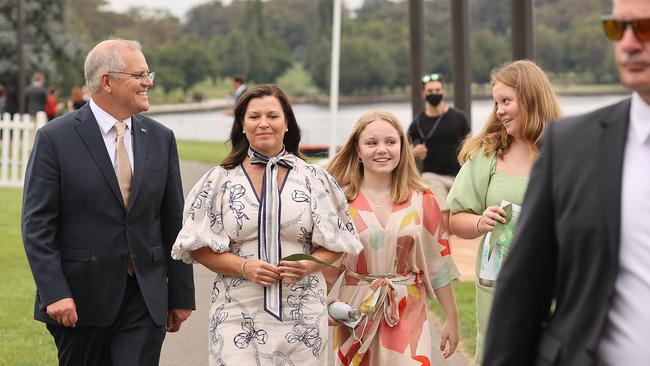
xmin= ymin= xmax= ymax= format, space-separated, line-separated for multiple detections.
xmin=285 ymin=128 xmax=289 ymax=132
xmin=357 ymin=157 xmax=363 ymax=164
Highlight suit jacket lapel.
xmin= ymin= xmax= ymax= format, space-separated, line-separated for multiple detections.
xmin=598 ymin=99 xmax=631 ymax=261
xmin=73 ymin=104 xmax=124 ymax=208
xmin=129 ymin=115 xmax=149 ymax=212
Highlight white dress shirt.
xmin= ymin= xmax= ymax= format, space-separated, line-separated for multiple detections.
xmin=598 ymin=92 xmax=650 ymax=365
xmin=88 ymin=98 xmax=134 ymax=175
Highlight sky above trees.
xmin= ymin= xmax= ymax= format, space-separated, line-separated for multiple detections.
xmin=104 ymin=0 xmax=364 ymax=20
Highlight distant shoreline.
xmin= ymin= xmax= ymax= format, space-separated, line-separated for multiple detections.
xmin=147 ymin=86 xmax=630 ymax=115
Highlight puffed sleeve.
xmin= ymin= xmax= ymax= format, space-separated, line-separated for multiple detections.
xmin=171 ymin=166 xmax=231 ymax=263
xmin=446 ymin=148 xmax=496 ymax=215
xmin=305 ymin=163 xmax=363 ymax=255
xmin=419 ymin=190 xmax=460 ymax=293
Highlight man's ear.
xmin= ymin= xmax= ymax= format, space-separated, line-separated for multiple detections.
xmin=101 ymin=74 xmax=111 ymax=93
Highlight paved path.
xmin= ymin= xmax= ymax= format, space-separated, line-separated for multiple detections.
xmin=160 ymin=160 xmax=475 ymax=365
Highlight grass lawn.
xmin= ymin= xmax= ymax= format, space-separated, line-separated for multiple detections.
xmin=176 ymin=140 xmax=328 ymax=166
xmin=430 ymin=280 xmax=477 ymax=361
xmin=0 ymin=187 xmax=57 ymax=365
xmin=0 ymin=140 xmax=231 ymax=365
xmin=176 ymin=139 xmax=232 ymax=165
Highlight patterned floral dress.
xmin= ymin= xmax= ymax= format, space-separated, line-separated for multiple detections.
xmin=172 ymin=159 xmax=362 ymax=366
xmin=332 ymin=189 xmax=459 ymax=366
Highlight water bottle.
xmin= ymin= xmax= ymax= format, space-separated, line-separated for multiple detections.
xmin=328 ymin=301 xmax=361 ymax=322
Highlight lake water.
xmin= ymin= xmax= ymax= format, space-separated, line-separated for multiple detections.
xmin=150 ymin=94 xmax=630 ymax=145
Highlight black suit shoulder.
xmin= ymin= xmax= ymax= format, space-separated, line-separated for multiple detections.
xmin=543 ymin=98 xmax=630 ymax=160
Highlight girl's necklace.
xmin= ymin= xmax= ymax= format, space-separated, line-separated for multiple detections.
xmin=364 ymin=190 xmax=391 ymax=208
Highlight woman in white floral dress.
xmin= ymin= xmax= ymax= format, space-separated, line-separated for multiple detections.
xmin=172 ymin=84 xmax=363 ymax=366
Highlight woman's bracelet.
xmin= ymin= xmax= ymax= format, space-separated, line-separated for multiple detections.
xmin=476 ymin=216 xmax=483 ymax=235
xmin=240 ymin=258 xmax=250 ymax=278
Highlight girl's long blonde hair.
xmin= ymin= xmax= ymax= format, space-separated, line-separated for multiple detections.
xmin=458 ymin=60 xmax=561 ymax=163
xmin=328 ymin=110 xmax=428 ymax=203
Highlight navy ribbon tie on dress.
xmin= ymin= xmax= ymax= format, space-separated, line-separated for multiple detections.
xmin=248 ymin=147 xmax=296 ymax=321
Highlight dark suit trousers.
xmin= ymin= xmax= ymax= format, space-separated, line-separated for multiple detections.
xmin=46 ymin=276 xmax=166 ymax=366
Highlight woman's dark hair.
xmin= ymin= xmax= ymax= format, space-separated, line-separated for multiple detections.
xmin=221 ymin=84 xmax=304 ymax=169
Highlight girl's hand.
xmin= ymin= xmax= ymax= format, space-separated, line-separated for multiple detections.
xmin=477 ymin=205 xmax=508 ymax=234
xmin=277 ymin=260 xmax=314 ymax=284
xmin=242 ymin=259 xmax=281 ymax=287
xmin=325 ymin=296 xmax=343 ymax=326
xmin=439 ymin=318 xmax=459 ymax=358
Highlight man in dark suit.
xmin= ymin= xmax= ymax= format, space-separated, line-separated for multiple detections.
xmin=483 ymin=1 xmax=650 ymax=365
xmin=22 ymin=38 xmax=195 ymax=365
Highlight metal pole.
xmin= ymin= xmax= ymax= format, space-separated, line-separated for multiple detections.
xmin=451 ymin=0 xmax=472 ymax=125
xmin=328 ymin=0 xmax=342 ymax=158
xmin=512 ymin=0 xmax=534 ymax=60
xmin=408 ymin=0 xmax=424 ymax=119
xmin=16 ymin=0 xmax=25 ymax=114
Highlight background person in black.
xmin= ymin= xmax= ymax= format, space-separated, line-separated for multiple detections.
xmin=408 ymin=73 xmax=470 ymax=231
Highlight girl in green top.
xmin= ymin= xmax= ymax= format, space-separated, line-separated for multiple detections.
xmin=446 ymin=60 xmax=561 ymax=364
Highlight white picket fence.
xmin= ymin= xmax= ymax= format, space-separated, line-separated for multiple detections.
xmin=0 ymin=112 xmax=47 ymax=188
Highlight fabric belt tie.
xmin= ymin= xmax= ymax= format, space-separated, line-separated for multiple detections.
xmin=346 ymin=271 xmax=421 ymax=327
xmin=248 ymin=147 xmax=296 ymax=320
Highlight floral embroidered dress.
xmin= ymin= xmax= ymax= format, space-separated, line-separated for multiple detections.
xmin=172 ymin=159 xmax=362 ymax=366
xmin=332 ymin=189 xmax=459 ymax=366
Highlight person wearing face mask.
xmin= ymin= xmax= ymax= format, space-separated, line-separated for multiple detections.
xmin=407 ymin=73 xmax=470 ymax=232
xmin=446 ymin=60 xmax=561 ymax=365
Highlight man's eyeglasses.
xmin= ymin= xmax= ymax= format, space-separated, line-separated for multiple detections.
xmin=601 ymin=16 xmax=650 ymax=42
xmin=107 ymin=71 xmax=155 ymax=83
xmin=421 ymin=73 xmax=441 ymax=83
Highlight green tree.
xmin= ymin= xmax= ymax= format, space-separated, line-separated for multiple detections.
xmin=261 ymin=0 xmax=318 ymax=60
xmin=471 ymin=28 xmax=510 ymax=83
xmin=213 ymin=30 xmax=250 ymax=80
xmin=566 ymin=15 xmax=616 ymax=83
xmin=305 ymin=0 xmax=333 ymax=90
xmin=0 ymin=0 xmax=86 ymax=96
xmin=114 ymin=8 xmax=183 ymax=48
xmin=148 ymin=40 xmax=213 ymax=95
xmin=537 ymin=0 xmax=609 ymax=32
xmin=471 ymin=0 xmax=510 ymax=34
xmin=340 ymin=35 xmax=397 ymax=93
xmin=184 ymin=1 xmax=245 ymax=40
xmin=535 ymin=24 xmax=565 ymax=72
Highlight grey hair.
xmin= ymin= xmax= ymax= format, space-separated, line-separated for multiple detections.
xmin=84 ymin=38 xmax=142 ymax=94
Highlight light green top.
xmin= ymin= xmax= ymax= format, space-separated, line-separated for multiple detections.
xmin=447 ymin=149 xmax=528 ymax=215
xmin=446 ymin=148 xmax=529 ymax=364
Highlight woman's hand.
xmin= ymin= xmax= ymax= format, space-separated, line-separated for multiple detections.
xmin=439 ymin=318 xmax=460 ymax=358
xmin=242 ymin=259 xmax=281 ymax=287
xmin=477 ymin=205 xmax=508 ymax=234
xmin=277 ymin=260 xmax=314 ymax=284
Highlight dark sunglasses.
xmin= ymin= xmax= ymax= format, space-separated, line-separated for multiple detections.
xmin=601 ymin=16 xmax=650 ymax=42
xmin=421 ymin=73 xmax=441 ymax=83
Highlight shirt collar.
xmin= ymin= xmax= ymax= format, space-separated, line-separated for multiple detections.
xmin=630 ymin=92 xmax=650 ymax=145
xmin=89 ymin=98 xmax=132 ymax=134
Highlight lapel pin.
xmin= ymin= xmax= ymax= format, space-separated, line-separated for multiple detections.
xmin=140 ymin=128 xmax=147 ymax=133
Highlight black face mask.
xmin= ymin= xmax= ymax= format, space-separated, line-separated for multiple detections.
xmin=425 ymin=93 xmax=443 ymax=107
